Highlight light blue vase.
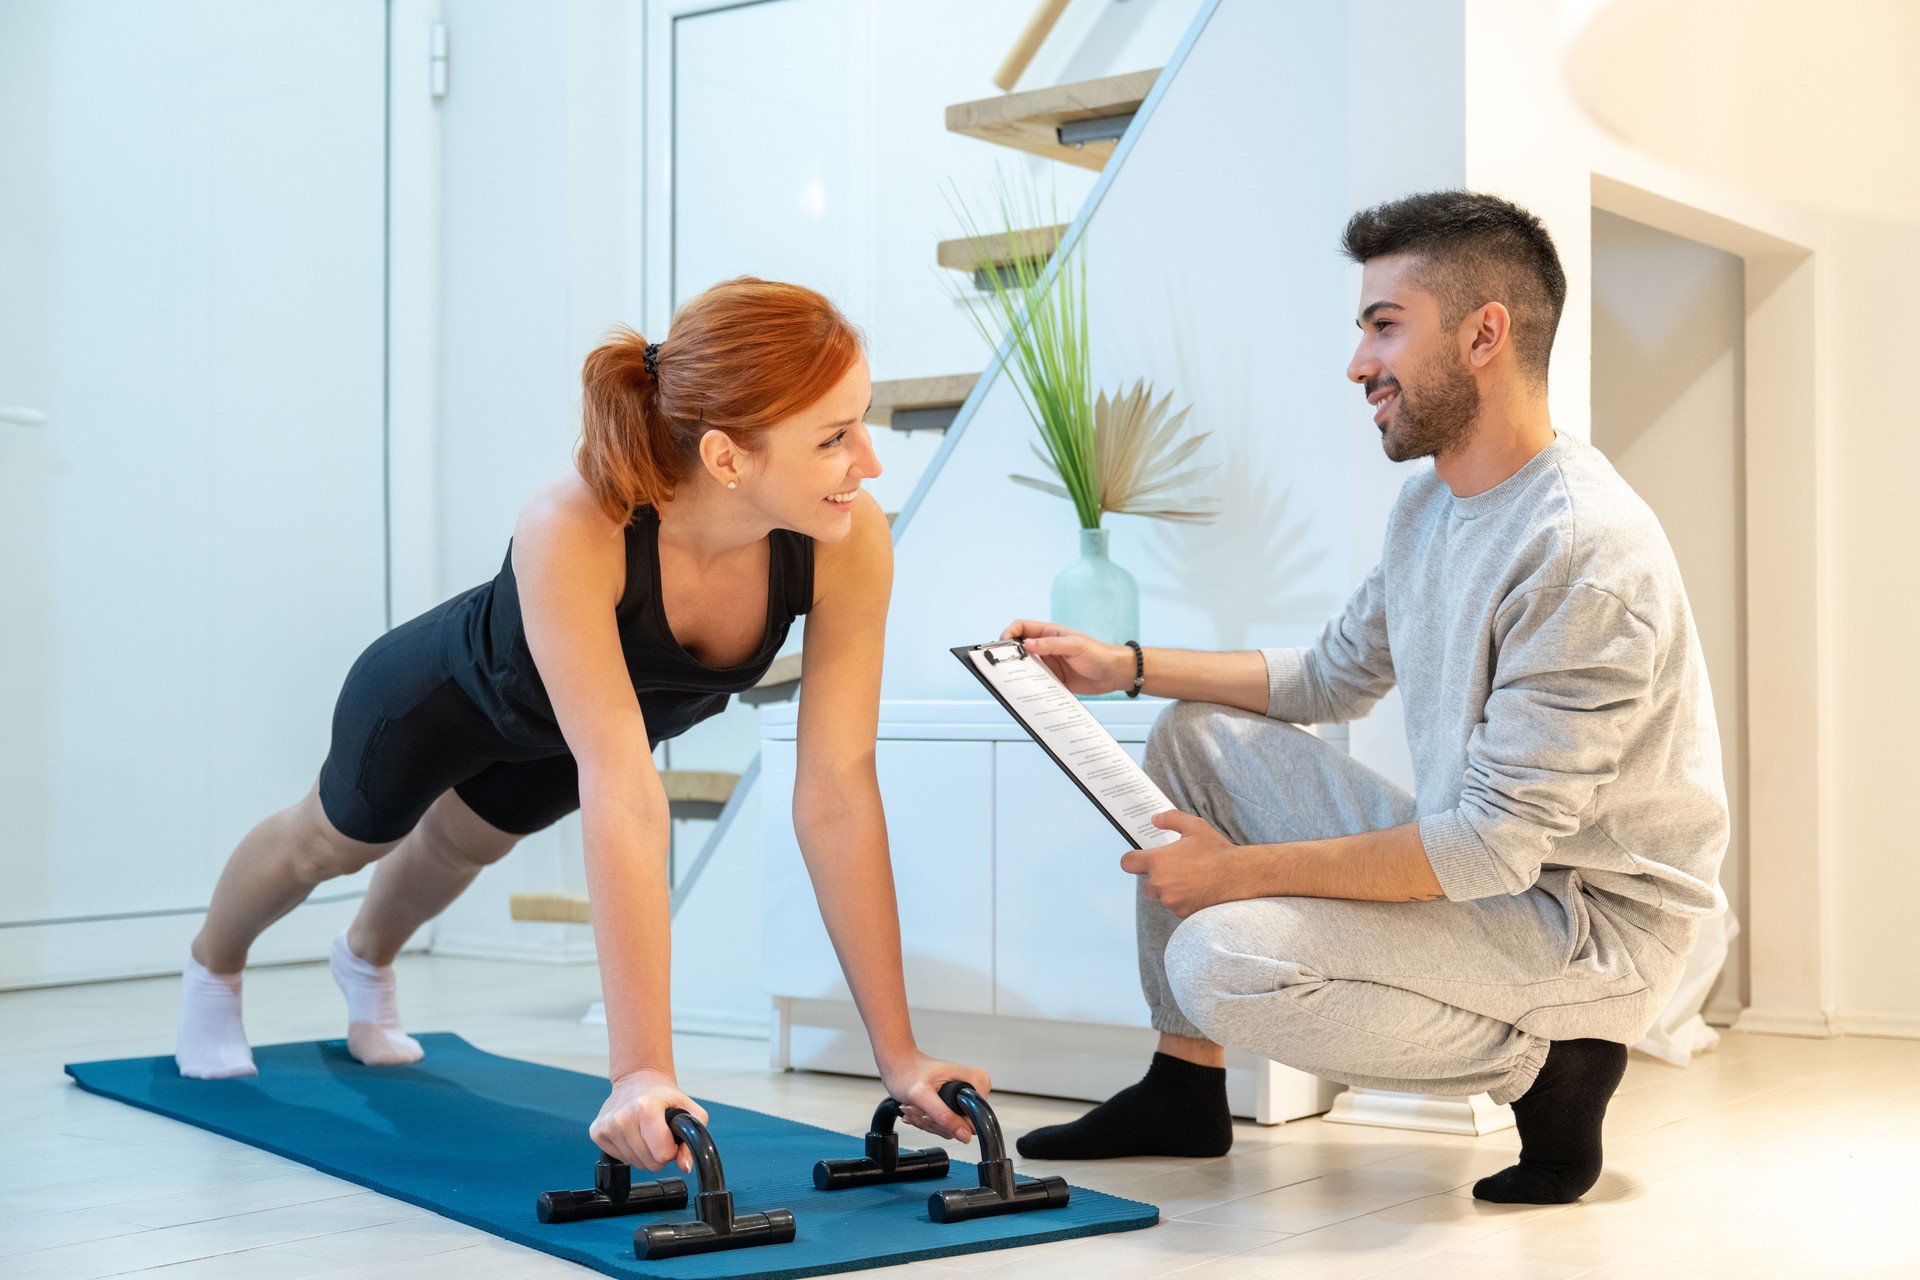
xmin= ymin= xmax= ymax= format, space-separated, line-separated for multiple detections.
xmin=1051 ymin=527 xmax=1139 ymax=700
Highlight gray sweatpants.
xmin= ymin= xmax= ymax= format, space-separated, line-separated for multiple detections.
xmin=1139 ymin=702 xmax=1693 ymax=1105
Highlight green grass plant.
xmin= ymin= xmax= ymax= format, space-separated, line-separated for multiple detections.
xmin=948 ymin=171 xmax=1219 ymax=529
xmin=948 ymin=174 xmax=1101 ymax=529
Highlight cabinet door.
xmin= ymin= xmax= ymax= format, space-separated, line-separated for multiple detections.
xmin=993 ymin=741 xmax=1155 ymax=1027
xmin=762 ymin=739 xmax=995 ymax=1014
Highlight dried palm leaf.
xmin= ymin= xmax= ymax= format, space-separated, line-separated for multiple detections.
xmin=1015 ymin=379 xmax=1220 ymax=524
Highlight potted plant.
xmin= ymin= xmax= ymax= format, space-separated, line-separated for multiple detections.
xmin=950 ymin=176 xmax=1219 ymax=660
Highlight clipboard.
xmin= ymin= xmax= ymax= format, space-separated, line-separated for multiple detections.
xmin=953 ymin=641 xmax=1179 ymax=850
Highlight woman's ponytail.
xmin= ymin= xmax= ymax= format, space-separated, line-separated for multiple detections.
xmin=577 ymin=327 xmax=679 ymax=522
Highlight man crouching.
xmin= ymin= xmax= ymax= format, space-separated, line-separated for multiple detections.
xmin=1001 ymin=190 xmax=1728 ymax=1205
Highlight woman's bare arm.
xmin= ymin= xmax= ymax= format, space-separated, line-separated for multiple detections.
xmin=512 ymin=479 xmax=703 ymax=1171
xmin=793 ymin=493 xmax=990 ymax=1140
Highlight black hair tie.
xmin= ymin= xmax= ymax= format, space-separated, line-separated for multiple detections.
xmin=642 ymin=342 xmax=661 ymax=378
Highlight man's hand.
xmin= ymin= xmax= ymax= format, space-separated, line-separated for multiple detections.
xmin=998 ymin=619 xmax=1133 ymax=696
xmin=1120 ymin=811 xmax=1254 ymax=918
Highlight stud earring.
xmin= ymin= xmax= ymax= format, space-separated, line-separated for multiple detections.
xmin=727 ymin=481 xmax=737 ymax=490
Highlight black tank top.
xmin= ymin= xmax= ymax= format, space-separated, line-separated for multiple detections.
xmin=441 ymin=506 xmax=814 ymax=751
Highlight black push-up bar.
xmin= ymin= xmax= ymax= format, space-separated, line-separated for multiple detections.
xmin=536 ymin=1153 xmax=687 ymax=1224
xmin=928 ymin=1081 xmax=1070 ymax=1223
xmin=633 ymin=1108 xmax=798 ymax=1259
xmin=812 ymin=1096 xmax=952 ymax=1189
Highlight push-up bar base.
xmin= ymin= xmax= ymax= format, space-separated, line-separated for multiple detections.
xmin=813 ymin=1097 xmax=951 ymax=1190
xmin=536 ymin=1154 xmax=688 ymax=1224
xmin=927 ymin=1082 xmax=1071 ymax=1224
xmin=634 ymin=1108 xmax=797 ymax=1260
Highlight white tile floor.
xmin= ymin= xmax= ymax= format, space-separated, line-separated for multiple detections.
xmin=3 ymin=955 xmax=1917 ymax=1278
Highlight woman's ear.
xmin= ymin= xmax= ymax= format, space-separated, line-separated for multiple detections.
xmin=698 ymin=428 xmax=741 ymax=489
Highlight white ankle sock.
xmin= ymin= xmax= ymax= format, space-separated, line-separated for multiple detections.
xmin=175 ymin=956 xmax=258 ymax=1079
xmin=330 ymin=933 xmax=423 ymax=1066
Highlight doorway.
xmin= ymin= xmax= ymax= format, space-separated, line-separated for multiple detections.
xmin=1590 ymin=209 xmax=1749 ymax=1019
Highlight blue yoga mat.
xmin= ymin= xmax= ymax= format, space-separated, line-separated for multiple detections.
xmin=66 ymin=1033 xmax=1156 ymax=1279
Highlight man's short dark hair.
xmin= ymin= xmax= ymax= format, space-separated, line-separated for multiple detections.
xmin=1341 ymin=191 xmax=1567 ymax=383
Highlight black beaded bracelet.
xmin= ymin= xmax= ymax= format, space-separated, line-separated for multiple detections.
xmin=1124 ymin=640 xmax=1145 ymax=698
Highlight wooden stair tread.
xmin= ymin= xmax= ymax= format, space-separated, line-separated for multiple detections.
xmin=937 ymin=224 xmax=1070 ymax=274
xmin=739 ymin=652 xmax=804 ymax=706
xmin=866 ymin=374 xmax=980 ymax=427
xmin=509 ymin=891 xmax=591 ymax=925
xmin=660 ymin=770 xmax=739 ymax=806
xmin=947 ymin=69 xmax=1159 ymax=171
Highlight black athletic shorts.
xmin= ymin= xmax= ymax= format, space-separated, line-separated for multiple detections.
xmin=317 ymin=599 xmax=580 ymax=844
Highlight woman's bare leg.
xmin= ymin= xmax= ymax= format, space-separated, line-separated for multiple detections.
xmin=344 ymin=789 xmax=523 ymax=965
xmin=191 ymin=783 xmax=399 ymax=972
xmin=330 ymin=790 xmax=523 ymax=1065
xmin=178 ymin=782 xmax=399 ymax=1078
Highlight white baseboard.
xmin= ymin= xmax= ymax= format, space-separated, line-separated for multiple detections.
xmin=774 ymin=997 xmax=1337 ymax=1124
xmin=672 ymin=1008 xmax=768 ymax=1040
xmin=1731 ymin=1006 xmax=1839 ymax=1038
xmin=0 ymin=896 xmax=371 ymax=991
xmin=1323 ymin=1088 xmax=1514 ymax=1136
xmin=1703 ymin=996 xmax=1745 ymax=1028
xmin=427 ymin=934 xmax=598 ymax=965
xmin=1833 ymin=1011 xmax=1920 ymax=1040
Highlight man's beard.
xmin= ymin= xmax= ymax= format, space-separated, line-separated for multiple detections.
xmin=1378 ymin=354 xmax=1479 ymax=463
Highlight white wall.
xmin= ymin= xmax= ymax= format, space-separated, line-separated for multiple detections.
xmin=0 ymin=0 xmax=390 ymax=985
xmin=1590 ymin=210 xmax=1747 ymax=1018
xmin=1564 ymin=0 xmax=1920 ymax=226
xmin=426 ymin=0 xmax=642 ymax=963
xmin=1826 ymin=213 xmax=1920 ymax=1036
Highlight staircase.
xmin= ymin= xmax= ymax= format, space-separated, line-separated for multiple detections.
xmin=946 ymin=69 xmax=1159 ymax=171
xmin=867 ymin=374 xmax=980 ymax=435
xmin=936 ymin=224 xmax=1072 ymax=291
xmin=737 ymin=651 xmax=803 ymax=705
xmin=520 ymin=42 xmax=1182 ymax=940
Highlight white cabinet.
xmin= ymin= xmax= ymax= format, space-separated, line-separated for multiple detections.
xmin=761 ymin=737 xmax=995 ymax=1015
xmin=760 ymin=700 xmax=1337 ymax=1124
xmin=993 ymin=741 xmax=1155 ymax=1028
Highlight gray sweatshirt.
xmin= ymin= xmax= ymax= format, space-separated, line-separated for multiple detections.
xmin=1261 ymin=433 xmax=1728 ymax=936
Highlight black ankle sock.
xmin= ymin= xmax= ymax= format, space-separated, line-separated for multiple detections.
xmin=1016 ymin=1052 xmax=1233 ymax=1160
xmin=1473 ymin=1038 xmax=1628 ymax=1205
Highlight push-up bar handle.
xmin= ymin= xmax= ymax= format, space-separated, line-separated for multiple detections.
xmin=635 ymin=1108 xmax=797 ymax=1260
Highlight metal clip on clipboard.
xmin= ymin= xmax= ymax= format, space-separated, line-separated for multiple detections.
xmin=951 ymin=641 xmax=1179 ymax=851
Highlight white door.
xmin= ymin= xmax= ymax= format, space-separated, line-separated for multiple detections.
xmin=0 ymin=1 xmax=390 ymax=985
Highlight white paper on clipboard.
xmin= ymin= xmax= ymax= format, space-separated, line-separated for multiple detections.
xmin=954 ymin=641 xmax=1180 ymax=849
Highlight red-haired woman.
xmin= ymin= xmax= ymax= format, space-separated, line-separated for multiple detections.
xmin=175 ymin=278 xmax=988 ymax=1168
